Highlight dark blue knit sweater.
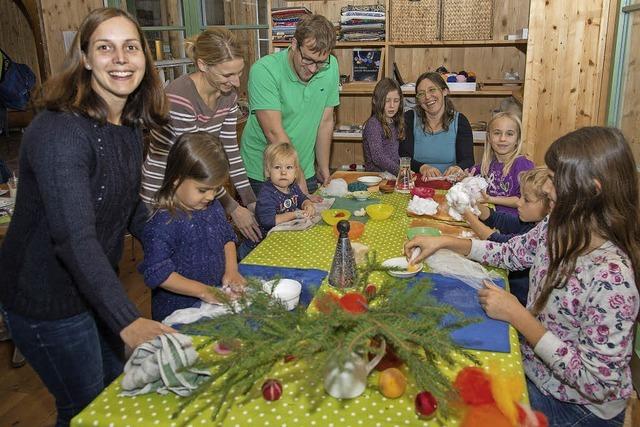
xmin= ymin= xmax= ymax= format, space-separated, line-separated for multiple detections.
xmin=0 ymin=111 xmax=147 ymax=334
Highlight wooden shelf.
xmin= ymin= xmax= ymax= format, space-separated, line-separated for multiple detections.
xmin=272 ymin=41 xmax=386 ymax=48
xmin=400 ymin=88 xmax=518 ymax=97
xmin=333 ymin=135 xmax=363 ymax=141
xmin=339 ymin=82 xmax=378 ymax=95
xmin=272 ymin=40 xmax=526 ymax=50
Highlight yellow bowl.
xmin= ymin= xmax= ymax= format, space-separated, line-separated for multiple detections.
xmin=321 ymin=209 xmax=352 ymax=225
xmin=365 ymin=203 xmax=395 ymax=221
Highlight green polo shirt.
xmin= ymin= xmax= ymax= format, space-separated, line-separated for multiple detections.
xmin=240 ymin=48 xmax=340 ymax=181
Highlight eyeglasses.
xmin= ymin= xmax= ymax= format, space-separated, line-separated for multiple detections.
xmin=297 ymin=48 xmax=331 ymax=70
xmin=416 ymin=87 xmax=442 ymax=99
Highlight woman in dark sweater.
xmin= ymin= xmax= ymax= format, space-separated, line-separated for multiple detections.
xmin=399 ymin=72 xmax=474 ymax=178
xmin=0 ymin=8 xmax=172 ymax=426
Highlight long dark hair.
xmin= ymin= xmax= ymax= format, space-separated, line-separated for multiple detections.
xmin=414 ymin=72 xmax=456 ymax=133
xmin=32 ymin=8 xmax=168 ymax=130
xmin=369 ymin=78 xmax=405 ymax=140
xmin=154 ymin=132 xmax=229 ymax=216
xmin=532 ymin=127 xmax=640 ymax=315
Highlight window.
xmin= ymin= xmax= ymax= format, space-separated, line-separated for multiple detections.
xmin=609 ymin=1 xmax=640 ymax=169
xmin=107 ymin=0 xmax=270 ymax=83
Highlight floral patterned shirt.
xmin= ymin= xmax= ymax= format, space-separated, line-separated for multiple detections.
xmin=468 ymin=217 xmax=638 ymax=419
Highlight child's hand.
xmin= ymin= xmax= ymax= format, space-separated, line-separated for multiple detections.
xmin=222 ymin=270 xmax=247 ymax=296
xmin=477 ymin=280 xmax=522 ymax=323
xmin=303 ymin=201 xmax=316 ymax=217
xmin=479 ymin=191 xmax=492 ymax=204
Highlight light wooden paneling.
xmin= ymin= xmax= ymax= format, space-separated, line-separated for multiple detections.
xmin=619 ymin=8 xmax=640 ymax=166
xmin=0 ymin=0 xmax=42 ymax=83
xmin=39 ymin=0 xmax=104 ymax=75
xmin=522 ymin=0 xmax=617 ymax=164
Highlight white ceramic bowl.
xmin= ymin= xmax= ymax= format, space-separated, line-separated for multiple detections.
xmin=351 ymin=190 xmax=371 ymax=201
xmin=381 ymin=257 xmax=423 ymax=278
xmin=262 ymin=279 xmax=302 ymax=310
xmin=357 ymin=176 xmax=382 ymax=187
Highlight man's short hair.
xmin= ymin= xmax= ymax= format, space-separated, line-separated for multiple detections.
xmin=294 ymin=14 xmax=336 ymax=53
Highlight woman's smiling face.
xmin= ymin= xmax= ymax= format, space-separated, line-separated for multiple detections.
xmin=416 ymin=78 xmax=448 ymax=116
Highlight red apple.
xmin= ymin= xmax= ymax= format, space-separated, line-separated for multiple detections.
xmin=339 ymin=292 xmax=368 ymax=313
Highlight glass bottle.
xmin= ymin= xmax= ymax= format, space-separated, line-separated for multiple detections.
xmin=395 ymin=157 xmax=414 ymax=193
xmin=328 ymin=220 xmax=356 ymax=289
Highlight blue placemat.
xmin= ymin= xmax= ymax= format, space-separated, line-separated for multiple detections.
xmin=410 ymin=272 xmax=510 ymax=353
xmin=239 ymin=264 xmax=327 ymax=307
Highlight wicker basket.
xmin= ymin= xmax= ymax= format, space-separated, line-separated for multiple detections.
xmin=441 ymin=0 xmax=494 ymax=40
xmin=390 ymin=0 xmax=441 ymax=42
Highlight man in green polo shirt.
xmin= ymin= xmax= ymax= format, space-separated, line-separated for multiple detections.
xmin=241 ymin=14 xmax=339 ymax=197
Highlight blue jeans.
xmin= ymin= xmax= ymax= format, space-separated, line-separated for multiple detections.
xmin=527 ymin=379 xmax=625 ymax=427
xmin=3 ymin=309 xmax=124 ymax=427
xmin=249 ymin=176 xmax=319 ymax=196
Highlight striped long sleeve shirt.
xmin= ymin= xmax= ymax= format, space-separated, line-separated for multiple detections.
xmin=141 ymin=74 xmax=255 ymax=210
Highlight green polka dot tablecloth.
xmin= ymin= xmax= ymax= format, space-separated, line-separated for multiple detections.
xmin=72 ymin=191 xmax=527 ymax=427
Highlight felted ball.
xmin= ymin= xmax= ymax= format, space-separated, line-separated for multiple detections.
xmin=339 ymin=292 xmax=368 ymax=313
xmin=456 ymin=75 xmax=467 ymax=82
xmin=261 ymin=379 xmax=283 ymax=401
xmin=446 ymin=75 xmax=458 ymax=83
xmin=458 ymin=70 xmax=469 ymax=78
xmin=378 ymin=368 xmax=407 ymax=398
xmin=415 ymin=391 xmax=438 ymax=418
xmin=314 ymin=292 xmax=340 ymax=314
xmin=461 ymin=403 xmax=511 ymax=427
xmin=453 ymin=366 xmax=494 ymax=405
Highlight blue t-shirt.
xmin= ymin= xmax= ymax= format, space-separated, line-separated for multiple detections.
xmin=138 ymin=201 xmax=237 ymax=321
xmin=255 ymin=181 xmax=308 ymax=231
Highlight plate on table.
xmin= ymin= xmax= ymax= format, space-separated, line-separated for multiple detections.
xmin=409 ymin=218 xmax=477 ymax=239
xmin=381 ymin=257 xmax=423 ymax=278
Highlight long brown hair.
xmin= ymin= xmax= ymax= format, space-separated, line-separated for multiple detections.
xmin=155 ymin=132 xmax=229 ymax=216
xmin=185 ymin=28 xmax=244 ymax=67
xmin=532 ymin=127 xmax=640 ymax=315
xmin=414 ymin=72 xmax=456 ymax=133
xmin=32 ymin=8 xmax=168 ymax=129
xmin=369 ymin=78 xmax=405 ymax=140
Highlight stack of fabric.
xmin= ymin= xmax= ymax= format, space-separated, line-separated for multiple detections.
xmin=339 ymin=4 xmax=386 ymax=41
xmin=271 ymin=7 xmax=311 ymax=42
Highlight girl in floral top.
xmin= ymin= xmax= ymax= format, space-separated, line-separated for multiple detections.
xmin=406 ymin=127 xmax=640 ymax=426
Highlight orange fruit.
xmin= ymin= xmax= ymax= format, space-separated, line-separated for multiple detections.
xmin=378 ymin=368 xmax=407 ymax=398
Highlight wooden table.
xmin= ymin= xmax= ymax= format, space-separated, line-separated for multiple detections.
xmin=72 ymin=172 xmax=527 ymax=426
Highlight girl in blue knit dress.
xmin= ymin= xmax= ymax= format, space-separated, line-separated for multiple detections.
xmin=139 ymin=132 xmax=246 ymax=321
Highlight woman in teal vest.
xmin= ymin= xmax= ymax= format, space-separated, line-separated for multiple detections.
xmin=399 ymin=72 xmax=474 ymax=178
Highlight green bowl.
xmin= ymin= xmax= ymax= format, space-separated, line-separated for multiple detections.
xmin=407 ymin=227 xmax=442 ymax=240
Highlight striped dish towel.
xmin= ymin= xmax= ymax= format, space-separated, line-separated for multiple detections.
xmin=119 ymin=333 xmax=211 ymax=397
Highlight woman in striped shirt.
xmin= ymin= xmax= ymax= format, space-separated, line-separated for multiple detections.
xmin=141 ymin=29 xmax=261 ymax=243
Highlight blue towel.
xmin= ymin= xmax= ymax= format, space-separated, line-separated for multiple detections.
xmin=409 ymin=272 xmax=510 ymax=353
xmin=238 ymin=264 xmax=327 ymax=308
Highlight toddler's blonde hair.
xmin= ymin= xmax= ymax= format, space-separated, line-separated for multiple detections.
xmin=263 ymin=143 xmax=302 ymax=181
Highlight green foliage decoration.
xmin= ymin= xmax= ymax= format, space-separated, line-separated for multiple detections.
xmin=175 ymin=253 xmax=481 ymax=422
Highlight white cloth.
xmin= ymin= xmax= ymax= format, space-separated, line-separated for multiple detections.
xmin=120 ymin=333 xmax=210 ymax=397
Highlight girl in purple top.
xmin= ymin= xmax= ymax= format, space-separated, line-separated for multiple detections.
xmin=473 ymin=112 xmax=534 ymax=215
xmin=362 ymin=78 xmax=405 ymax=175
xmin=407 ymin=127 xmax=640 ymax=425
xmin=140 ymin=132 xmax=246 ymax=321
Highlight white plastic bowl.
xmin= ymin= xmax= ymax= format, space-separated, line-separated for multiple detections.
xmin=381 ymin=257 xmax=423 ymax=278
xmin=262 ymin=279 xmax=302 ymax=310
xmin=357 ymin=176 xmax=382 ymax=187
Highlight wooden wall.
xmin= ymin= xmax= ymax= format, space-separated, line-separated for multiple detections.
xmin=0 ymin=0 xmax=42 ymax=83
xmin=39 ymin=0 xmax=104 ymax=75
xmin=522 ymin=0 xmax=618 ymax=164
xmin=618 ymin=8 xmax=640 ymax=166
